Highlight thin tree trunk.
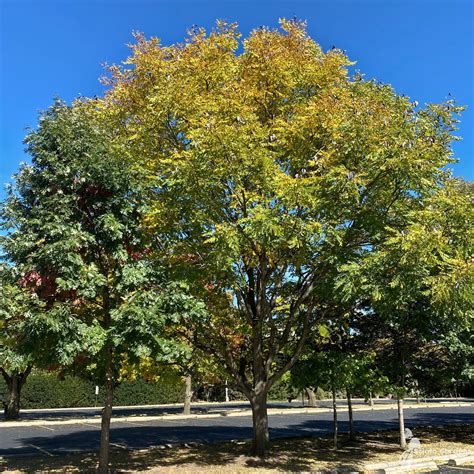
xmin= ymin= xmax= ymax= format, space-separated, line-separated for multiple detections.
xmin=368 ymin=391 xmax=374 ymax=406
xmin=397 ymin=392 xmax=406 ymax=449
xmin=98 ymin=349 xmax=114 ymax=473
xmin=347 ymin=388 xmax=355 ymax=441
xmin=250 ymin=389 xmax=269 ymax=457
xmin=183 ymin=374 xmax=193 ymax=415
xmin=332 ymin=386 xmax=337 ymax=450
xmin=306 ymin=387 xmax=317 ymax=407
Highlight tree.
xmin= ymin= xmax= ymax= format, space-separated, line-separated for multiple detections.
xmin=338 ymin=177 xmax=473 ymax=448
xmin=292 ymin=346 xmax=348 ymax=449
xmin=0 ymin=100 xmax=205 ymax=471
xmin=0 ymin=265 xmax=41 ymax=419
xmin=99 ymin=19 xmax=464 ymax=455
xmin=291 ymin=314 xmax=387 ymax=446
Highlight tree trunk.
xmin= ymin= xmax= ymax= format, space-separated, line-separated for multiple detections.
xmin=250 ymin=389 xmax=269 ymax=457
xmin=2 ymin=367 xmax=31 ymax=421
xmin=306 ymin=387 xmax=317 ymax=407
xmin=397 ymin=393 xmax=406 ymax=449
xmin=98 ymin=351 xmax=114 ymax=473
xmin=4 ymin=375 xmax=21 ymax=420
xmin=347 ymin=388 xmax=355 ymax=441
xmin=368 ymin=391 xmax=374 ymax=406
xmin=183 ymin=374 xmax=193 ymax=415
xmin=332 ymin=386 xmax=338 ymax=450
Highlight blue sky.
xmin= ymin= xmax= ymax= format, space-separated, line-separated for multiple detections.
xmin=1 ymin=0 xmax=472 ymax=199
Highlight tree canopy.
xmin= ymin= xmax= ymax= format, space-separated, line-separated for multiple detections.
xmin=94 ymin=19 xmax=467 ymax=455
xmin=0 ymin=19 xmax=471 ymax=463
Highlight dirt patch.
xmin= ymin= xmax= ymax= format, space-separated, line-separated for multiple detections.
xmin=1 ymin=424 xmax=473 ymax=473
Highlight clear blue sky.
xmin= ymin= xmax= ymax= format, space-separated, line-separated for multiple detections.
xmin=1 ymin=0 xmax=472 ymax=200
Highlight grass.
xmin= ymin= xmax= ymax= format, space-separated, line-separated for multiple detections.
xmin=1 ymin=424 xmax=473 ymax=473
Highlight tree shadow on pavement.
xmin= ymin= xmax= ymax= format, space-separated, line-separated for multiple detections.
xmin=1 ymin=424 xmax=472 ymax=473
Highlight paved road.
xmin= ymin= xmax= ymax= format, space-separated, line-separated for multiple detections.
xmin=16 ymin=398 xmax=473 ymax=421
xmin=0 ymin=405 xmax=472 ymax=457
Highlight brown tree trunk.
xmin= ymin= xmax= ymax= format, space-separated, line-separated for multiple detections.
xmin=2 ymin=367 xmax=31 ymax=420
xmin=397 ymin=393 xmax=406 ymax=449
xmin=4 ymin=375 xmax=21 ymax=420
xmin=98 ymin=349 xmax=114 ymax=473
xmin=183 ymin=374 xmax=193 ymax=415
xmin=332 ymin=386 xmax=338 ymax=449
xmin=306 ymin=387 xmax=317 ymax=407
xmin=250 ymin=388 xmax=269 ymax=457
xmin=347 ymin=388 xmax=355 ymax=441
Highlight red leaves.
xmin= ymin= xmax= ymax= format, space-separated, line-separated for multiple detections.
xmin=126 ymin=246 xmax=152 ymax=261
xmin=18 ymin=271 xmax=42 ymax=288
xmin=18 ymin=270 xmax=79 ymax=304
xmin=82 ymin=184 xmax=113 ymax=199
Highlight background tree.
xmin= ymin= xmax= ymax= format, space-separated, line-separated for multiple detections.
xmin=99 ymin=19 xmax=464 ymax=456
xmin=292 ymin=346 xmax=347 ymax=449
xmin=338 ymin=177 xmax=473 ymax=448
xmin=0 ymin=265 xmax=42 ymax=419
xmin=291 ymin=315 xmax=387 ymax=445
xmin=0 ymin=101 xmax=205 ymax=472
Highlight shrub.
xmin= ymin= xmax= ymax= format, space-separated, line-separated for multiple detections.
xmin=0 ymin=374 xmax=96 ymax=409
xmin=114 ymin=377 xmax=184 ymax=406
xmin=0 ymin=373 xmax=186 ymax=410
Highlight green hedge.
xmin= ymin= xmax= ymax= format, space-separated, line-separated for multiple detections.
xmin=0 ymin=374 xmax=185 ymax=409
xmin=0 ymin=373 xmax=299 ymax=410
xmin=114 ymin=377 xmax=184 ymax=406
xmin=18 ymin=375 xmax=96 ymax=408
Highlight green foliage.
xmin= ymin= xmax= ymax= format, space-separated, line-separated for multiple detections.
xmin=0 ymin=374 xmax=94 ymax=409
xmin=0 ymin=21 xmax=472 ymax=452
xmin=97 ymin=19 xmax=466 ymax=407
xmin=0 ymin=100 xmax=206 ymax=383
xmin=267 ymin=378 xmax=297 ymax=401
xmin=113 ymin=376 xmax=185 ymax=406
xmin=0 ymin=265 xmax=43 ymax=383
xmin=0 ymin=373 xmax=186 ymax=409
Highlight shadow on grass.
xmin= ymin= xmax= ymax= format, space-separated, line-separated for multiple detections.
xmin=1 ymin=425 xmax=472 ymax=473
xmin=0 ymin=437 xmax=385 ymax=473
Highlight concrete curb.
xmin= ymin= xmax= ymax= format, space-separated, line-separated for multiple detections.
xmin=383 ymin=462 xmax=438 ymax=473
xmin=1 ymin=402 xmax=473 ymax=428
xmin=364 ymin=459 xmax=440 ymax=473
xmin=16 ymin=398 xmax=474 ymax=413
xmin=363 ymin=451 xmax=474 ymax=473
xmin=18 ymin=400 xmax=250 ymax=413
xmin=447 ymin=453 xmax=474 ymax=466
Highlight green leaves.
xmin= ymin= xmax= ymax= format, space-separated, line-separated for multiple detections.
xmin=1 ymin=100 xmax=207 ymax=384
xmin=0 ymin=266 xmax=41 ymax=372
xmin=1 ymin=20 xmax=471 ymax=407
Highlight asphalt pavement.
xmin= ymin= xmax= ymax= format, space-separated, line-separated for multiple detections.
xmin=15 ymin=397 xmax=473 ymax=420
xmin=1 ymin=405 xmax=472 ymax=458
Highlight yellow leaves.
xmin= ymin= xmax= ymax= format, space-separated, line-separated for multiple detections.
xmin=317 ymin=324 xmax=331 ymax=339
xmin=97 ymin=18 xmax=465 ymax=272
